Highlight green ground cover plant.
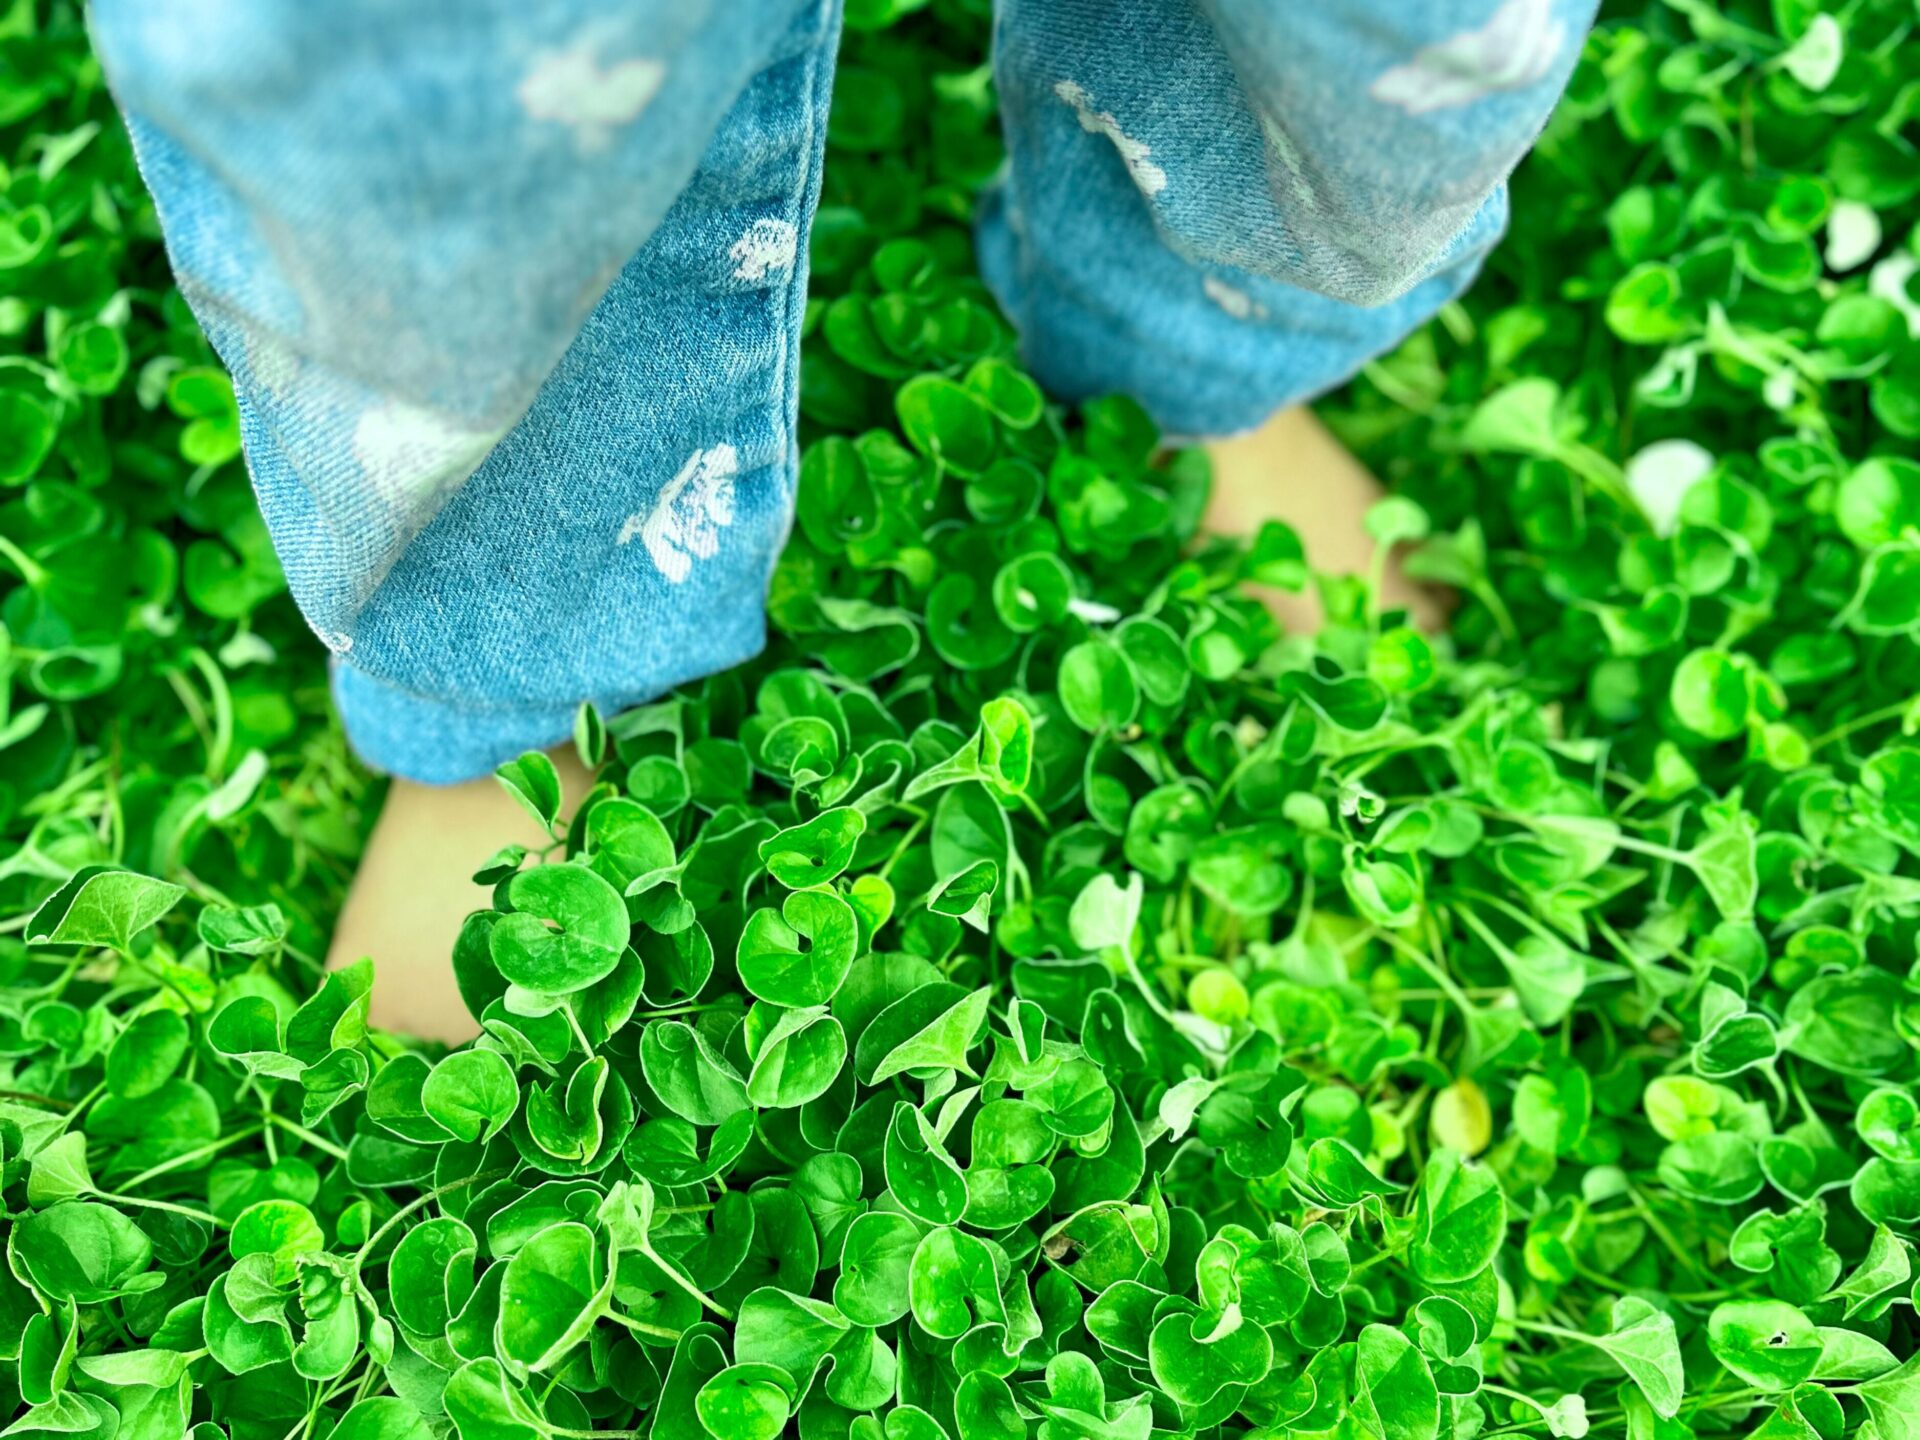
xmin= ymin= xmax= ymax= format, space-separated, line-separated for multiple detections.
xmin=4 ymin=4 xmax=1920 ymax=1440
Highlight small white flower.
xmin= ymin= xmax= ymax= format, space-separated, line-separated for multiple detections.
xmin=219 ymin=631 xmax=277 ymax=668
xmin=1054 ymin=79 xmax=1167 ymax=197
xmin=1370 ymin=0 xmax=1566 ymax=115
xmin=730 ymin=218 xmax=798 ymax=282
xmin=1780 ymin=13 xmax=1843 ymax=93
xmin=352 ymin=400 xmax=503 ymax=510
xmin=620 ymin=444 xmax=739 ymax=584
xmin=1067 ymin=597 xmax=1121 ymax=624
xmin=519 ymin=36 xmax=664 ymax=148
xmin=1763 ymin=369 xmax=1798 ymax=412
xmin=1825 ymin=201 xmax=1881 ymax=273
xmin=1625 ymin=438 xmax=1715 ymax=538
xmin=1203 ymin=276 xmax=1266 ymax=321
xmin=1869 ymin=254 xmax=1920 ymax=337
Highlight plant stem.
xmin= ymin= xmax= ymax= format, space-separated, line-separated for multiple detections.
xmin=0 ymin=1088 xmax=72 ymax=1110
xmin=121 ymin=1126 xmax=266 ymax=1191
xmin=263 ymin=1112 xmax=350 ymax=1160
xmin=603 ymin=1309 xmax=682 ymax=1342
xmin=1627 ymin=1184 xmax=1716 ymax=1285
xmin=639 ymin=1241 xmax=735 ymax=1321
xmin=357 ymin=1170 xmax=512 ymax=1262
xmin=1809 ymin=699 xmax=1911 ymax=752
xmin=104 ymin=1192 xmax=225 ymax=1227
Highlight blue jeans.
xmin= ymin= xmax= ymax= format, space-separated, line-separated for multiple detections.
xmin=93 ymin=0 xmax=1593 ymax=782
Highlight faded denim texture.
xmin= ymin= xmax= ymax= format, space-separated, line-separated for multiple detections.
xmin=92 ymin=0 xmax=1594 ymax=782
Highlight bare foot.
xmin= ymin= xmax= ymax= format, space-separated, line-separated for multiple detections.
xmin=1204 ymin=405 xmax=1441 ymax=633
xmin=326 ymin=743 xmax=596 ymax=1045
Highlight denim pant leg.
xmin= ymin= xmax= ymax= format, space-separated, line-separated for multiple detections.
xmin=93 ymin=0 xmax=840 ymax=782
xmin=979 ymin=0 xmax=1598 ymax=437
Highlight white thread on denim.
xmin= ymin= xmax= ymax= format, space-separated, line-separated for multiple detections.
xmin=352 ymin=399 xmax=503 ymax=511
xmin=518 ymin=37 xmax=665 ymax=148
xmin=1368 ymin=0 xmax=1566 ymax=115
xmin=315 ymin=629 xmax=354 ymax=655
xmin=1203 ymin=276 xmax=1267 ymax=321
xmin=1258 ymin=114 xmax=1320 ymax=212
xmin=731 ymin=218 xmax=799 ymax=281
xmin=1053 ymin=80 xmax=1166 ymax=196
xmin=1625 ymin=439 xmax=1713 ymax=538
xmin=620 ymin=444 xmax=739 ymax=584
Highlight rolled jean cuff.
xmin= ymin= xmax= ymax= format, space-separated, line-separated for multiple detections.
xmin=330 ymin=623 xmax=766 ymax=785
xmin=329 ymin=664 xmax=576 ymax=785
xmin=975 ymin=192 xmax=1263 ymax=438
xmin=975 ymin=181 xmax=1501 ymax=441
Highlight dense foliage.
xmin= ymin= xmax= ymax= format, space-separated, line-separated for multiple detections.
xmin=0 ymin=2 xmax=369 ymax=955
xmin=5 ymin=7 xmax=1920 ymax=1440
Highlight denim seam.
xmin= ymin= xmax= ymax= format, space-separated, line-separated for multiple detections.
xmin=330 ymin=628 xmax=770 ymax=721
xmin=765 ymin=0 xmax=841 ymax=566
xmin=328 ymin=461 xmax=789 ymax=714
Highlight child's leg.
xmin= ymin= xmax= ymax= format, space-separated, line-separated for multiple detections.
xmin=93 ymin=0 xmax=841 ymax=783
xmin=979 ymin=0 xmax=1595 ymax=432
xmin=93 ymin=0 xmax=843 ymax=1038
